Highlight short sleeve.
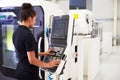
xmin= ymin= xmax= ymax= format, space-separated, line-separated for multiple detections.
xmin=25 ymin=33 xmax=36 ymax=51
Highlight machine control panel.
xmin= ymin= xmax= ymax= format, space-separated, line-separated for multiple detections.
xmin=42 ymin=46 xmax=66 ymax=73
xmin=43 ymin=46 xmax=66 ymax=62
xmin=49 ymin=47 xmax=66 ymax=60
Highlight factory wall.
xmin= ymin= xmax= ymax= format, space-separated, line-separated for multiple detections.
xmin=93 ymin=0 xmax=114 ymax=32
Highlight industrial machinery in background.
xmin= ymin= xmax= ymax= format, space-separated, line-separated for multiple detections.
xmin=68 ymin=9 xmax=100 ymax=80
xmin=43 ymin=9 xmax=101 ymax=80
xmin=49 ymin=9 xmax=101 ymax=80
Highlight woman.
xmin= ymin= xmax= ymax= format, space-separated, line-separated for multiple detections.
xmin=12 ymin=3 xmax=60 ymax=80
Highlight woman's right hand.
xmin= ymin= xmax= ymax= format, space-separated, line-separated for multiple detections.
xmin=47 ymin=59 xmax=60 ymax=68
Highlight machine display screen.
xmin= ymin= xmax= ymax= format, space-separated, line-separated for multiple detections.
xmin=51 ymin=17 xmax=69 ymax=39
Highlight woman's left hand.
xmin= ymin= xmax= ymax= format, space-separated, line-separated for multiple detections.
xmin=45 ymin=47 xmax=54 ymax=55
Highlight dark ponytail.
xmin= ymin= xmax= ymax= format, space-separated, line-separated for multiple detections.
xmin=20 ymin=3 xmax=36 ymax=21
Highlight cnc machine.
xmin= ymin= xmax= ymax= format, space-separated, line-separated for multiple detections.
xmin=0 ymin=1 xmax=64 ymax=79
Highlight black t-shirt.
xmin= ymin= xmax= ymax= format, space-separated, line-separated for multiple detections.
xmin=13 ymin=25 xmax=38 ymax=73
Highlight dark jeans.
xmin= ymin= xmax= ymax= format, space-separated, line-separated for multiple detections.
xmin=17 ymin=69 xmax=41 ymax=80
xmin=16 ymin=63 xmax=41 ymax=80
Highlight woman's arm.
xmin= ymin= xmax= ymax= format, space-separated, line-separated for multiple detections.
xmin=27 ymin=51 xmax=60 ymax=68
xmin=38 ymin=52 xmax=47 ymax=56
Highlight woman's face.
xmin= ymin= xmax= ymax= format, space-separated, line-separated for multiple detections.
xmin=29 ymin=16 xmax=36 ymax=27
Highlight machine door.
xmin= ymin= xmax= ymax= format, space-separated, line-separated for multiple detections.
xmin=0 ymin=6 xmax=45 ymax=79
xmin=33 ymin=6 xmax=45 ymax=80
xmin=0 ymin=7 xmax=20 ymax=78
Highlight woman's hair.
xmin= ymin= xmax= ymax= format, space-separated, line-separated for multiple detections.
xmin=20 ymin=3 xmax=36 ymax=21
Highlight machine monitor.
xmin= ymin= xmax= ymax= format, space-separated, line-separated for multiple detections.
xmin=51 ymin=19 xmax=68 ymax=39
xmin=51 ymin=15 xmax=69 ymax=47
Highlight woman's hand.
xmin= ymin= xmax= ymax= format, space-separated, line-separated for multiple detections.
xmin=39 ymin=47 xmax=54 ymax=56
xmin=47 ymin=59 xmax=60 ymax=68
xmin=44 ymin=47 xmax=54 ymax=55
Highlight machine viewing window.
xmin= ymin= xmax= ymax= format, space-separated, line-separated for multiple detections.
xmin=2 ymin=25 xmax=18 ymax=69
xmin=51 ymin=16 xmax=69 ymax=39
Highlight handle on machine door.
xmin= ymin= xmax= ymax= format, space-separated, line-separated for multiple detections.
xmin=38 ymin=37 xmax=42 ymax=53
xmin=38 ymin=37 xmax=43 ymax=79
